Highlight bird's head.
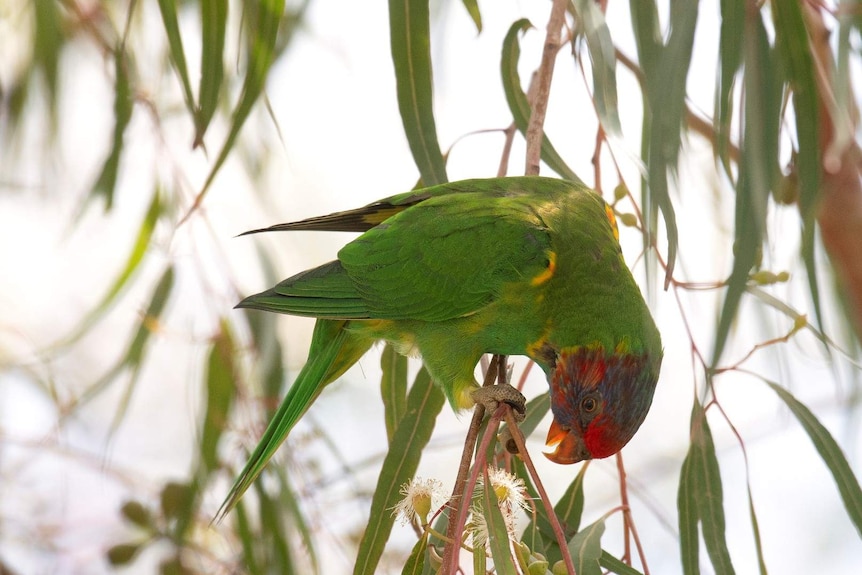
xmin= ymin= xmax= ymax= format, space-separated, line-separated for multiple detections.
xmin=542 ymin=345 xmax=659 ymax=465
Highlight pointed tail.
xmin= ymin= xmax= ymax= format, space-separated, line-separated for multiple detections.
xmin=214 ymin=319 xmax=371 ymax=522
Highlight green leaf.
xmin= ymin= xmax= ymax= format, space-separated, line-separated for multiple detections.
xmin=460 ymin=0 xmax=482 ymax=33
xmin=766 ymin=382 xmax=862 ymax=537
xmin=255 ymin=478 xmax=295 ymax=572
xmin=92 ymin=49 xmax=134 ymax=211
xmin=715 ymin=0 xmax=744 ymax=171
xmin=482 ymin=475 xmax=518 ymax=575
xmin=567 ymin=519 xmax=604 ymax=575
xmin=196 ymin=0 xmax=227 ymax=145
xmin=712 ymin=12 xmax=779 ymax=367
xmin=554 ymin=462 xmax=588 ymax=536
xmin=201 ymin=322 xmax=237 ymax=473
xmin=157 ymin=0 xmax=196 ymax=117
xmin=381 ymin=343 xmax=409 ymax=442
xmin=402 ymin=533 xmax=429 ymax=575
xmin=185 ymin=0 xmax=286 ymax=221
xmin=680 ymin=400 xmax=736 ymax=575
xmin=677 ymin=448 xmax=700 ymax=575
xmin=500 ymin=19 xmax=585 ymax=185
xmin=32 ymin=0 xmax=64 ymax=128
xmin=234 ymin=499 xmax=263 ymax=575
xmin=571 ymin=0 xmax=621 ymax=136
xmin=599 ymin=550 xmax=645 ymax=575
xmin=771 ymin=0 xmax=824 ymax=335
xmin=388 ymin=0 xmax=448 ymax=186
xmin=353 ymin=368 xmax=445 ymax=575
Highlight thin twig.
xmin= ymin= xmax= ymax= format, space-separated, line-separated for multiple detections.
xmin=503 ymin=408 xmax=578 ymax=575
xmin=440 ymin=356 xmax=500 ymax=573
xmin=616 ymin=453 xmax=650 ymax=575
xmin=525 ymin=0 xmax=569 ymax=176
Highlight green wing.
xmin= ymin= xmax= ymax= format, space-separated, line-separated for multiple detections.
xmin=239 ymin=182 xmax=563 ymax=322
xmin=338 ymin=192 xmax=552 ymax=321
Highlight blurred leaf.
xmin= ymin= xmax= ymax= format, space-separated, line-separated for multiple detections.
xmin=712 ymin=10 xmax=782 ymax=367
xmin=201 ymin=321 xmax=237 ymax=473
xmin=628 ymin=0 xmax=660 ymax=80
xmin=54 ymin=191 xmax=162 ymax=349
xmin=195 ymin=0 xmax=227 ymax=145
xmin=715 ymin=0 xmax=744 ymax=172
xmin=567 ymin=519 xmax=604 ymax=575
xmin=255 ymin=479 xmax=296 ymax=573
xmin=184 ymin=0 xmax=286 ymax=222
xmin=745 ymin=481 xmax=769 ymax=575
xmin=120 ymin=500 xmax=153 ymax=530
xmin=160 ymin=481 xmax=193 ymax=520
xmin=234 ymin=499 xmax=262 ymax=575
xmin=482 ymin=478 xmax=517 ymax=575
xmin=402 ymin=533 xmax=429 ymax=575
xmin=92 ymin=49 xmax=134 ymax=211
xmin=353 ymin=367 xmax=445 ymax=575
xmin=599 ymin=551 xmax=644 ymax=575
xmin=33 ymin=0 xmax=64 ymax=128
xmin=766 ymin=381 xmax=862 ymax=537
xmin=500 ymin=19 xmax=585 ymax=185
xmin=571 ymin=0 xmax=621 ymax=136
xmin=460 ymin=0 xmax=482 ymax=33
xmin=275 ymin=466 xmax=319 ymax=572
xmin=157 ymin=0 xmax=196 ymax=117
xmin=388 ymin=0 xmax=448 ymax=186
xmin=381 ymin=343 xmax=408 ymax=442
xmin=107 ymin=543 xmax=142 ymax=566
xmin=771 ymin=0 xmax=825 ymax=335
xmin=679 ymin=400 xmax=736 ymax=575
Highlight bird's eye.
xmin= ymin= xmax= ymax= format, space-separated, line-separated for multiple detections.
xmin=581 ymin=396 xmax=598 ymax=413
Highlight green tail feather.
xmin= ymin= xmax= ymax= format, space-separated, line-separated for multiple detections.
xmin=214 ymin=319 xmax=359 ymax=523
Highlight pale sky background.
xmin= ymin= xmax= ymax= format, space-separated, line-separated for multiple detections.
xmin=1 ymin=0 xmax=860 ymax=573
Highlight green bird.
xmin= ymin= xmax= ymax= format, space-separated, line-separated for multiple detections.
xmin=218 ymin=176 xmax=661 ymax=519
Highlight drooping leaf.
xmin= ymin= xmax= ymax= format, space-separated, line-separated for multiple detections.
xmin=381 ymin=343 xmax=409 ymax=442
xmin=553 ymin=462 xmax=588 ymax=536
xmin=715 ymin=0 xmax=745 ymax=172
xmin=460 ymin=0 xmax=482 ymax=33
xmin=571 ymin=0 xmax=621 ymax=136
xmin=353 ymin=368 xmax=445 ymax=575
xmin=388 ymin=0 xmax=448 ymax=186
xmin=567 ymin=518 xmax=604 ymax=575
xmin=195 ymin=0 xmax=227 ymax=145
xmin=500 ymin=19 xmax=585 ymax=185
xmin=184 ymin=0 xmax=286 ymax=222
xmin=201 ymin=321 xmax=237 ymax=473
xmin=156 ymin=0 xmax=196 ymax=117
xmin=712 ymin=12 xmax=780 ymax=368
xmin=91 ymin=49 xmax=134 ymax=211
xmin=766 ymin=381 xmax=862 ymax=537
xmin=482 ymin=475 xmax=518 ymax=575
xmin=679 ymin=400 xmax=736 ymax=575
xmin=401 ymin=533 xmax=429 ymax=575
xmin=771 ymin=0 xmax=825 ymax=336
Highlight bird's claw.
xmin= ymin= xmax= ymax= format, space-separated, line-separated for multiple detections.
xmin=471 ymin=383 xmax=526 ymax=422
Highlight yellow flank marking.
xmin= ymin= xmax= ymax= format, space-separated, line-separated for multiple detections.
xmin=605 ymin=204 xmax=620 ymax=241
xmin=362 ymin=207 xmax=403 ymax=225
xmin=526 ymin=322 xmax=554 ymax=359
xmin=531 ymin=251 xmax=557 ymax=286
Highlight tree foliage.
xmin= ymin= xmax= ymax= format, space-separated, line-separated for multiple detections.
xmin=1 ymin=0 xmax=861 ymax=573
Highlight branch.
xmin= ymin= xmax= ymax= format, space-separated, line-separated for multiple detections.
xmin=525 ymin=0 xmax=568 ymax=176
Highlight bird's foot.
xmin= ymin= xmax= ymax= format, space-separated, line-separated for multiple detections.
xmin=471 ymin=383 xmax=526 ymax=423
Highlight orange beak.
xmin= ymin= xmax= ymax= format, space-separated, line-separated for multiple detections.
xmin=544 ymin=419 xmax=590 ymax=464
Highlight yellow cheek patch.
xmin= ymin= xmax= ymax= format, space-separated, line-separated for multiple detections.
xmin=605 ymin=204 xmax=620 ymax=242
xmin=531 ymin=251 xmax=557 ymax=286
